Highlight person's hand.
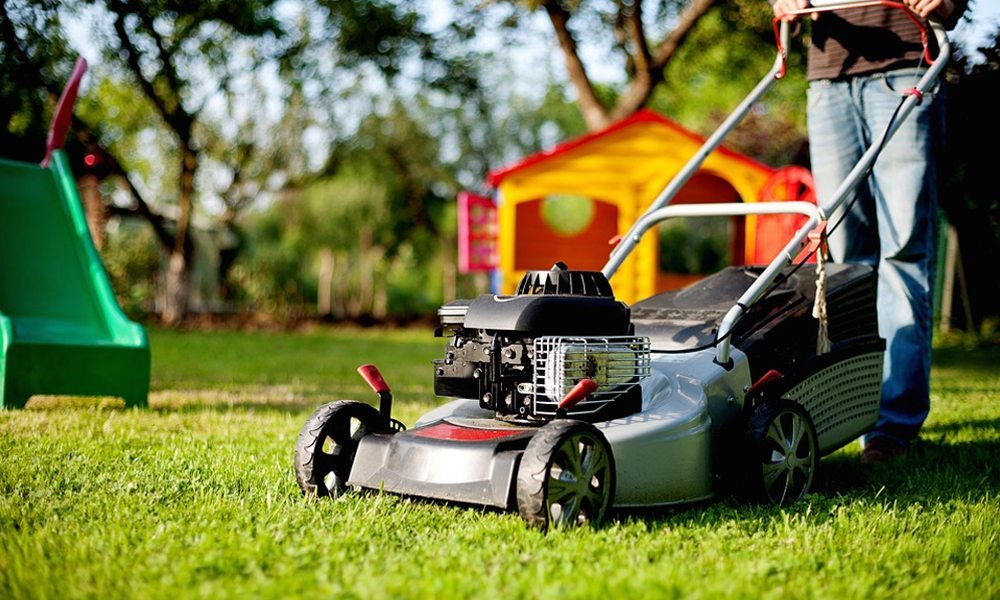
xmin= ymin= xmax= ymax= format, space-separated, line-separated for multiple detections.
xmin=772 ymin=0 xmax=816 ymax=23
xmin=902 ymin=0 xmax=955 ymax=20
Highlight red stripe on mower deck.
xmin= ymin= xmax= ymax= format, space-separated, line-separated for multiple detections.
xmin=410 ymin=422 xmax=526 ymax=442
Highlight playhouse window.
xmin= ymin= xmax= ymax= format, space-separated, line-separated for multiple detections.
xmin=513 ymin=196 xmax=618 ymax=272
xmin=540 ymin=194 xmax=595 ymax=237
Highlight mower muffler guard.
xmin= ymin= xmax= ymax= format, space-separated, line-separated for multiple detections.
xmin=347 ymin=426 xmax=533 ymax=508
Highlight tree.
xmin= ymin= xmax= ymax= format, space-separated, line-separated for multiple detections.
xmin=240 ymin=97 xmax=455 ymax=320
xmin=509 ymin=0 xmax=721 ymax=131
xmin=648 ymin=3 xmax=809 ymax=166
xmin=470 ymin=0 xmax=809 ymax=165
xmin=95 ymin=0 xmax=283 ymax=324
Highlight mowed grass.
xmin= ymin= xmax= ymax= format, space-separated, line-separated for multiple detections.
xmin=1 ymin=327 xmax=998 ymax=599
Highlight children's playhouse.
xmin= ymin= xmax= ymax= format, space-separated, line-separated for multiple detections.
xmin=483 ymin=109 xmax=812 ymax=304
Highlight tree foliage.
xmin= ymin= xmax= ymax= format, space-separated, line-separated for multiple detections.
xmin=1 ymin=0 xmax=493 ymax=322
xmin=650 ymin=3 xmax=810 ymax=166
xmin=0 ymin=0 xmax=76 ymax=161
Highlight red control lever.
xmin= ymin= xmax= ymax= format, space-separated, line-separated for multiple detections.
xmin=746 ymin=369 xmax=782 ymax=398
xmin=357 ymin=364 xmax=393 ymax=419
xmin=558 ymin=378 xmax=599 ymax=412
xmin=357 ymin=364 xmax=390 ymax=394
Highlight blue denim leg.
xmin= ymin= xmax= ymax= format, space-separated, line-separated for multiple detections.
xmin=807 ymin=68 xmax=942 ymax=447
xmin=806 ymin=78 xmax=879 ymax=265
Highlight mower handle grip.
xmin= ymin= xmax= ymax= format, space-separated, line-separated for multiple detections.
xmin=771 ymin=1 xmax=936 ymax=78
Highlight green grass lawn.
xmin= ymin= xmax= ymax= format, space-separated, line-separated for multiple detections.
xmin=1 ymin=328 xmax=998 ymax=599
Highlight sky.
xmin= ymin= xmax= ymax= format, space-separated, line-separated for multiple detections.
xmin=951 ymin=0 xmax=1000 ymax=50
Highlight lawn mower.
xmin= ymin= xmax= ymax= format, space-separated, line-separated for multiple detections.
xmin=294 ymin=2 xmax=950 ymax=530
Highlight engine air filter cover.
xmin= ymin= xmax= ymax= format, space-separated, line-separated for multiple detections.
xmin=516 ymin=262 xmax=613 ymax=298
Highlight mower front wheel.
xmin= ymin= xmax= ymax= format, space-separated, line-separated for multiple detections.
xmin=294 ymin=400 xmax=388 ymax=499
xmin=743 ymin=400 xmax=818 ymax=506
xmin=516 ymin=419 xmax=615 ymax=531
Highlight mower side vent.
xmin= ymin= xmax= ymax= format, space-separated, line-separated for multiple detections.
xmin=784 ymin=351 xmax=882 ymax=454
xmin=516 ymin=262 xmax=614 ymax=297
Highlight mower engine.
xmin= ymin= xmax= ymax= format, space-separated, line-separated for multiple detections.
xmin=433 ymin=263 xmax=650 ymax=422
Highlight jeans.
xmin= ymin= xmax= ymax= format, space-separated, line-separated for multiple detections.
xmin=806 ymin=67 xmax=944 ymax=447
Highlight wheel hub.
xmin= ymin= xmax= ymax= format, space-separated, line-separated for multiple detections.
xmin=758 ymin=406 xmax=817 ymax=505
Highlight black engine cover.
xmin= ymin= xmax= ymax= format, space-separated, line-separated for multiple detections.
xmin=462 ymin=294 xmax=630 ymax=337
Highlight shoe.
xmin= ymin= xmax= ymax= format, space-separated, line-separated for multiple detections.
xmin=860 ymin=437 xmax=905 ymax=464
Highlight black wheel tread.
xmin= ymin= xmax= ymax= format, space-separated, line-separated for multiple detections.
xmin=741 ymin=399 xmax=818 ymax=505
xmin=293 ymin=400 xmax=385 ymax=498
xmin=516 ymin=419 xmax=614 ymax=531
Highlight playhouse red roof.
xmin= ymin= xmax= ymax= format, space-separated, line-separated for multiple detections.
xmin=486 ymin=109 xmax=772 ymax=188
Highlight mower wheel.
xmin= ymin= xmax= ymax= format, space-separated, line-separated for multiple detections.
xmin=743 ymin=400 xmax=818 ymax=506
xmin=516 ymin=419 xmax=615 ymax=531
xmin=294 ymin=400 xmax=388 ymax=498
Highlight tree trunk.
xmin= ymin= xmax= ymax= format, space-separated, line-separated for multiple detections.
xmin=373 ymin=278 xmax=388 ymax=320
xmin=162 ymin=147 xmax=197 ymax=325
xmin=162 ymin=250 xmax=189 ymax=325
xmin=77 ymin=174 xmax=107 ymax=251
xmin=543 ymin=1 xmax=611 ymax=130
xmin=358 ymin=226 xmax=374 ymax=317
xmin=216 ymin=222 xmax=243 ymax=306
xmin=542 ymin=0 xmax=718 ymax=131
xmin=163 ymin=146 xmax=198 ymax=325
xmin=442 ymin=234 xmax=456 ymax=303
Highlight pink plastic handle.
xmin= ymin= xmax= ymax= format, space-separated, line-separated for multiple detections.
xmin=41 ymin=57 xmax=88 ymax=167
xmin=357 ymin=364 xmax=391 ymax=394
xmin=558 ymin=379 xmax=599 ymax=411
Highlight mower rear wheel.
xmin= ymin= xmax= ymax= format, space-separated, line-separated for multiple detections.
xmin=294 ymin=400 xmax=387 ymax=499
xmin=516 ymin=419 xmax=615 ymax=531
xmin=744 ymin=400 xmax=818 ymax=506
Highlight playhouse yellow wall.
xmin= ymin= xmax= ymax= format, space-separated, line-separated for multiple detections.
xmin=496 ymin=123 xmax=773 ymax=305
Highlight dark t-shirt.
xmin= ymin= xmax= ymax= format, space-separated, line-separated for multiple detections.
xmin=806 ymin=3 xmax=968 ymax=81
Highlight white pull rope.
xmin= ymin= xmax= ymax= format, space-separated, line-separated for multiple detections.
xmin=813 ymin=244 xmax=831 ymax=355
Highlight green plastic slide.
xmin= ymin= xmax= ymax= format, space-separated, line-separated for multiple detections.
xmin=0 ymin=151 xmax=150 ymax=408
xmin=0 ymin=59 xmax=149 ymax=409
